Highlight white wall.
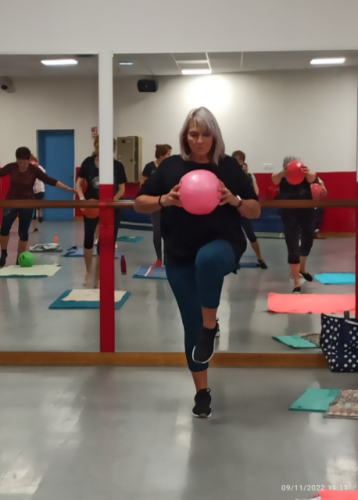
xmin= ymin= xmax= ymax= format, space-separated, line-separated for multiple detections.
xmin=0 ymin=68 xmax=356 ymax=173
xmin=1 ymin=0 xmax=358 ymax=53
xmin=0 ymin=77 xmax=98 ymax=167
xmin=114 ymin=67 xmax=358 ymax=173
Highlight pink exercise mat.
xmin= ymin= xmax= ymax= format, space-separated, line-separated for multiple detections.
xmin=320 ymin=490 xmax=358 ymax=500
xmin=268 ymin=293 xmax=355 ymax=314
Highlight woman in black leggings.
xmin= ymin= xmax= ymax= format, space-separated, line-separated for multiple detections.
xmin=76 ymin=137 xmax=127 ymax=288
xmin=0 ymin=147 xmax=75 ymax=267
xmin=141 ymin=144 xmax=172 ymax=267
xmin=135 ymin=107 xmax=260 ymax=417
xmin=272 ymin=156 xmax=317 ymax=293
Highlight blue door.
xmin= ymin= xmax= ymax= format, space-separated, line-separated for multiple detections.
xmin=38 ymin=130 xmax=75 ymax=221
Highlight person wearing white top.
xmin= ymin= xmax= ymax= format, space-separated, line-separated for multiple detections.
xmin=30 ymin=155 xmax=45 ymax=232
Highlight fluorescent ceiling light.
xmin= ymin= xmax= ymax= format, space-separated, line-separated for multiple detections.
xmin=181 ymin=69 xmax=212 ymax=75
xmin=41 ymin=59 xmax=78 ymax=66
xmin=119 ymin=62 xmax=134 ymax=66
xmin=310 ymin=58 xmax=346 ymax=65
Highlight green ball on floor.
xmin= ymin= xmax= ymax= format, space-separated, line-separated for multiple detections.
xmin=18 ymin=252 xmax=35 ymax=268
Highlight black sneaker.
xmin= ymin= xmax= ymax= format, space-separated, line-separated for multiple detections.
xmin=215 ymin=319 xmax=220 ymax=338
xmin=300 ymin=271 xmax=313 ymax=282
xmin=192 ymin=325 xmax=218 ymax=364
xmin=292 ymin=286 xmax=301 ymax=294
xmin=33 ymin=228 xmax=39 ymax=233
xmin=0 ymin=252 xmax=7 ymax=268
xmin=192 ymin=388 xmax=212 ymax=418
xmin=38 ymin=216 xmax=43 ymax=223
xmin=257 ymin=259 xmax=268 ymax=269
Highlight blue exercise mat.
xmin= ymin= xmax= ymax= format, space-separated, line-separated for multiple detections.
xmin=272 ymin=335 xmax=318 ymax=349
xmin=116 ymin=236 xmax=144 ymax=243
xmin=49 ymin=290 xmax=131 ymax=309
xmin=289 ymin=388 xmax=340 ymax=412
xmin=63 ymin=247 xmax=119 ymax=259
xmin=314 ymin=273 xmax=355 ymax=285
xmin=133 ymin=266 xmax=167 ymax=280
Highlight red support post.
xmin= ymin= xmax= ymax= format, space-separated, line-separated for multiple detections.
xmin=356 ymin=184 xmax=358 ymax=319
xmin=99 ymin=185 xmax=115 ymax=352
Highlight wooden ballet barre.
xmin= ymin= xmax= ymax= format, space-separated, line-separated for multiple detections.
xmin=0 ymin=199 xmax=356 ymax=209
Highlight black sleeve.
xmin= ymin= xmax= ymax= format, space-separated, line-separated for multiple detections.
xmin=136 ymin=167 xmax=167 ymax=198
xmin=236 ymin=166 xmax=259 ymax=201
xmin=142 ymin=162 xmax=153 ymax=178
xmin=78 ymin=157 xmax=92 ymax=179
xmin=114 ymin=161 xmax=127 ymax=184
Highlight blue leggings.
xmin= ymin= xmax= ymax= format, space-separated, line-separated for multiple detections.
xmin=0 ymin=208 xmax=33 ymax=241
xmin=166 ymin=240 xmax=237 ymax=372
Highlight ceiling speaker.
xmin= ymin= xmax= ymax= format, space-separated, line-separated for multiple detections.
xmin=137 ymin=79 xmax=158 ymax=93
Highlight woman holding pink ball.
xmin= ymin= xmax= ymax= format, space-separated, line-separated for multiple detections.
xmin=135 ymin=107 xmax=260 ymax=418
xmin=272 ymin=156 xmax=317 ymax=293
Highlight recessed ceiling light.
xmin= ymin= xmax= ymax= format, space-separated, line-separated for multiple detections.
xmin=119 ymin=62 xmax=134 ymax=66
xmin=41 ymin=59 xmax=78 ymax=66
xmin=181 ymin=69 xmax=212 ymax=76
xmin=310 ymin=58 xmax=346 ymax=65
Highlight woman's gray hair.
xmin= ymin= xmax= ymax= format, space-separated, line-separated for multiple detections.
xmin=283 ymin=156 xmax=300 ymax=168
xmin=179 ymin=107 xmax=225 ymax=165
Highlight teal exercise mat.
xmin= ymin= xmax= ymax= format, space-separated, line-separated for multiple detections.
xmin=314 ymin=273 xmax=355 ymax=285
xmin=116 ymin=236 xmax=144 ymax=243
xmin=133 ymin=266 xmax=167 ymax=280
xmin=289 ymin=388 xmax=340 ymax=412
xmin=272 ymin=335 xmax=318 ymax=349
xmin=49 ymin=289 xmax=131 ymax=309
xmin=63 ymin=247 xmax=119 ymax=259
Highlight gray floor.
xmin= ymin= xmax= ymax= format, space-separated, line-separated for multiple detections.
xmin=0 ymin=222 xmax=355 ymax=353
xmin=0 ymin=366 xmax=357 ymax=499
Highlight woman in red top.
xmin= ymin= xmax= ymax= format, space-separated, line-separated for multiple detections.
xmin=0 ymin=147 xmax=75 ymax=267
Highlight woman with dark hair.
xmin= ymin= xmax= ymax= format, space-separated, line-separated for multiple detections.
xmin=141 ymin=144 xmax=172 ymax=267
xmin=232 ymin=152 xmax=267 ymax=269
xmin=0 ymin=147 xmax=75 ymax=267
xmin=135 ymin=108 xmax=260 ymax=417
xmin=272 ymin=156 xmax=317 ymax=293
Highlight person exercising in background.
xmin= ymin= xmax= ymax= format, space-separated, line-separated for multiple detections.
xmin=141 ymin=144 xmax=172 ymax=267
xmin=30 ymin=154 xmax=46 ymax=232
xmin=232 ymin=151 xmax=267 ymax=269
xmin=76 ymin=137 xmax=127 ymax=288
xmin=0 ymin=147 xmax=75 ymax=267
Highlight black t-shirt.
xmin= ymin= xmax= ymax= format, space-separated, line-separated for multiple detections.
xmin=142 ymin=161 xmax=157 ymax=178
xmin=137 ymin=154 xmax=258 ymax=265
xmin=278 ymin=177 xmax=312 ymax=200
xmin=78 ymin=156 xmax=127 ymax=199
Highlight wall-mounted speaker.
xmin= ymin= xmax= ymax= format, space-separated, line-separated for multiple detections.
xmin=137 ymin=79 xmax=158 ymax=93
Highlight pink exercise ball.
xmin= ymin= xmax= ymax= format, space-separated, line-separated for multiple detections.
xmin=311 ymin=183 xmax=323 ymax=200
xmin=179 ymin=170 xmax=221 ymax=215
xmin=286 ymin=161 xmax=305 ymax=185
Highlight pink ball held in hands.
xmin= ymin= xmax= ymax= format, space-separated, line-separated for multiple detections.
xmin=179 ymin=170 xmax=221 ymax=215
xmin=311 ymin=183 xmax=323 ymax=200
xmin=286 ymin=161 xmax=305 ymax=185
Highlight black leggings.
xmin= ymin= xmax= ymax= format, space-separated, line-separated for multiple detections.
xmin=150 ymin=211 xmax=162 ymax=260
xmin=32 ymin=192 xmax=44 ymax=220
xmin=241 ymin=217 xmax=257 ymax=243
xmin=83 ymin=210 xmax=121 ymax=253
xmin=1 ymin=208 xmax=33 ymax=241
xmin=281 ymin=209 xmax=315 ymax=264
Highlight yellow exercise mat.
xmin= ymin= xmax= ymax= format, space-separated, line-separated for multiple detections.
xmin=62 ymin=289 xmax=127 ymax=302
xmin=0 ymin=265 xmax=61 ymax=277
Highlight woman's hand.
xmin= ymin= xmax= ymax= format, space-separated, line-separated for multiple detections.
xmin=161 ymin=185 xmax=182 ymax=208
xmin=219 ymin=185 xmax=240 ymax=207
xmin=67 ymin=186 xmax=76 ymax=194
xmin=302 ymin=166 xmax=310 ymax=176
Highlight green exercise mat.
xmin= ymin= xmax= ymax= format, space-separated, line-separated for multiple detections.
xmin=272 ymin=335 xmax=318 ymax=349
xmin=290 ymin=388 xmax=340 ymax=412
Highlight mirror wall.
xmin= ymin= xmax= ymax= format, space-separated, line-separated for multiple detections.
xmin=0 ymin=54 xmax=100 ymax=351
xmin=113 ymin=50 xmax=357 ymax=354
xmin=0 ymin=51 xmax=356 ymax=354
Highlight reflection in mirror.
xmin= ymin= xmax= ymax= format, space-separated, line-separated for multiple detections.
xmin=113 ymin=50 xmax=356 ymax=357
xmin=0 ymin=54 xmax=100 ymax=351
